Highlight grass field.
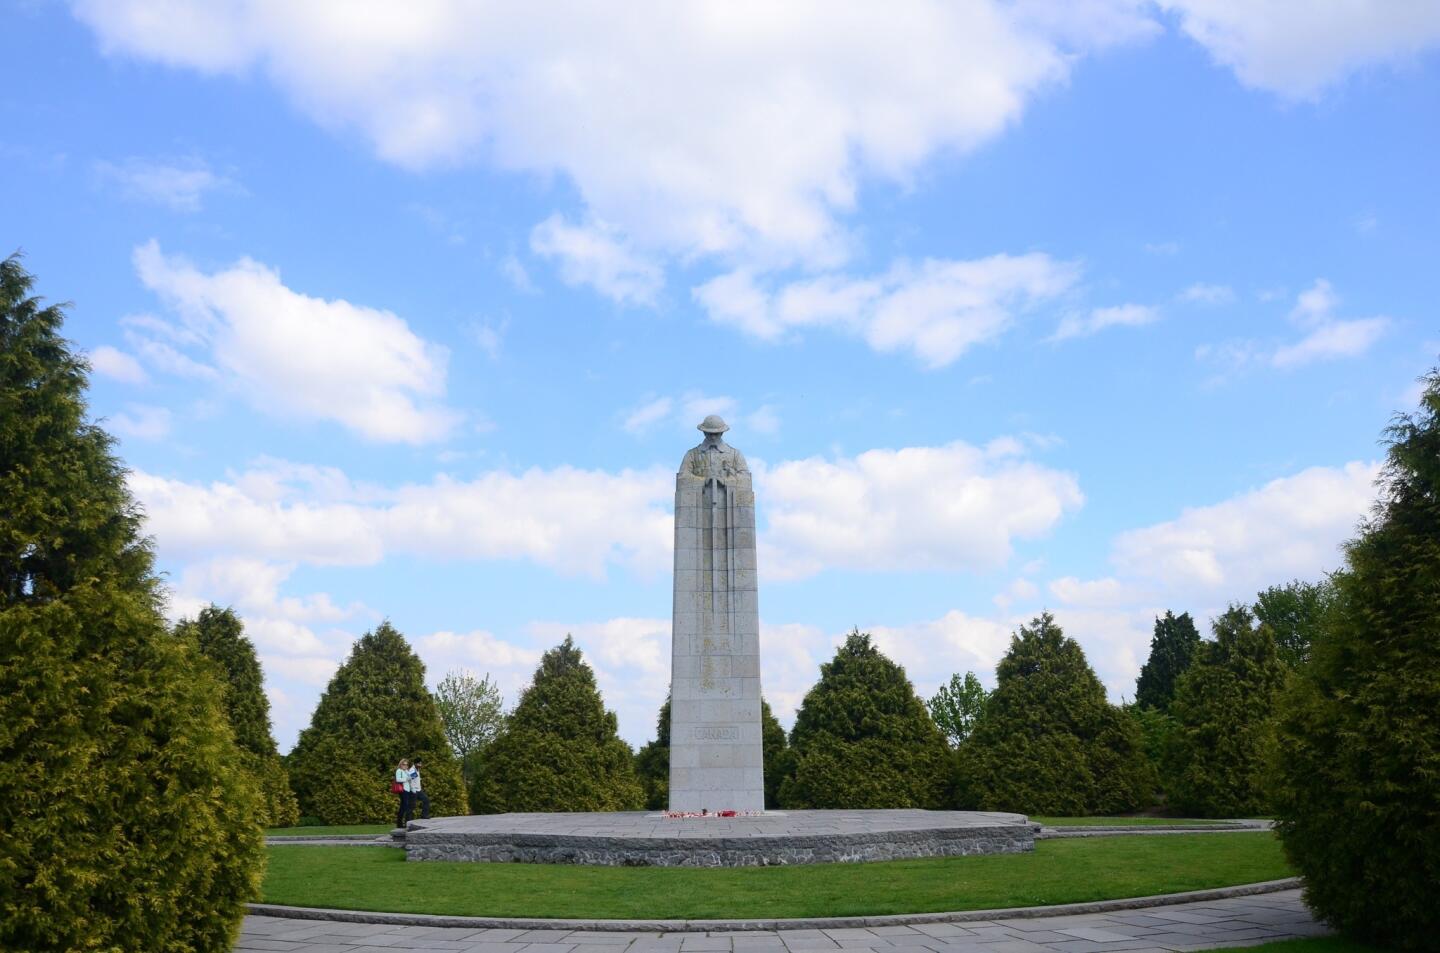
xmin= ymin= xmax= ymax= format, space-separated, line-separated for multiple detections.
xmin=265 ymin=824 xmax=392 ymax=837
xmin=1031 ymin=816 xmax=1234 ymax=827
xmin=261 ymin=832 xmax=1293 ymax=919
xmin=1243 ymin=941 xmax=1381 ymax=952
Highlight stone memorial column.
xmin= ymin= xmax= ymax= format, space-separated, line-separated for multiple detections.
xmin=669 ymin=415 xmax=764 ymax=812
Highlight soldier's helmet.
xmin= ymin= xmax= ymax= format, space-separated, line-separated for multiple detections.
xmin=697 ymin=415 xmax=730 ymax=434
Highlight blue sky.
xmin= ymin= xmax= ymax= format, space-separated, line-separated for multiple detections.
xmin=4 ymin=1 xmax=1437 ymax=750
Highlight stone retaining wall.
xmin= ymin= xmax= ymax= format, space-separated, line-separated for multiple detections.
xmin=403 ymin=823 xmax=1036 ymax=867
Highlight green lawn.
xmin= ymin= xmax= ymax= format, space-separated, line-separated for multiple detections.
xmin=261 ymin=832 xmax=1293 ymax=919
xmin=265 ymin=824 xmax=392 ymax=838
xmin=1243 ymin=941 xmax=1382 ymax=953
xmin=1032 ymin=816 xmax=1238 ymax=827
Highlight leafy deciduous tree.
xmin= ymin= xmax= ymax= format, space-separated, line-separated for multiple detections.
xmin=1271 ymin=369 xmax=1440 ymax=951
xmin=779 ymin=630 xmax=950 ymax=809
xmin=0 ymin=255 xmax=263 ymax=952
xmin=927 ymin=671 xmax=989 ymax=746
xmin=470 ymin=636 xmax=643 ymax=813
xmin=1253 ymin=579 xmax=1334 ymax=670
xmin=288 ymin=621 xmax=466 ymax=824
xmin=433 ymin=668 xmax=504 ymax=783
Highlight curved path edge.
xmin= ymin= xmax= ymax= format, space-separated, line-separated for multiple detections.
xmin=247 ymin=876 xmax=1302 ymax=932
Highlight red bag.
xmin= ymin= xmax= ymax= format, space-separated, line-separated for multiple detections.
xmin=390 ymin=781 xmax=404 ymax=794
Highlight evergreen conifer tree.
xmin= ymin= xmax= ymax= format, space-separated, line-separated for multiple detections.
xmin=958 ymin=612 xmax=1152 ymax=814
xmin=177 ymin=605 xmax=300 ymax=827
xmin=1164 ymin=606 xmax=1287 ymax=817
xmin=0 ymin=255 xmax=262 ymax=951
xmin=759 ymin=697 xmax=790 ymax=808
xmin=1271 ymin=369 xmax=1440 ymax=951
xmin=635 ymin=695 xmax=789 ymax=809
xmin=287 ymin=621 xmax=466 ymax=823
xmin=779 ymin=630 xmax=950 ymax=809
xmin=634 ymin=695 xmax=671 ymax=810
xmin=470 ymin=636 xmax=643 ymax=812
xmin=1134 ymin=611 xmax=1201 ymax=712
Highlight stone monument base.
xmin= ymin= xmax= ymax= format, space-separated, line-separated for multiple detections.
xmin=396 ymin=810 xmax=1037 ymax=867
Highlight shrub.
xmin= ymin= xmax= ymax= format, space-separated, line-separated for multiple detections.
xmin=0 ymin=255 xmax=262 ymax=952
xmin=780 ymin=630 xmax=950 ymax=809
xmin=471 ymin=636 xmax=643 ymax=813
xmin=1270 ymin=369 xmax=1440 ymax=951
xmin=1164 ymin=606 xmax=1287 ymax=817
xmin=288 ymin=621 xmax=466 ymax=824
xmin=958 ymin=612 xmax=1152 ymax=815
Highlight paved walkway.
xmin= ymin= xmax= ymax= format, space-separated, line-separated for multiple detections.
xmin=236 ymin=888 xmax=1327 ymax=952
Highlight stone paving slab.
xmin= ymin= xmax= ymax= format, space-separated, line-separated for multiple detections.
xmin=237 ymin=888 xmax=1325 ymax=953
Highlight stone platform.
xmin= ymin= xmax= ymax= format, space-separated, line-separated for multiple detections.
xmin=398 ymin=810 xmax=1037 ymax=867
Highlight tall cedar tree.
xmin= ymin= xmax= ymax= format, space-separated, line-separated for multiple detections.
xmin=1271 ymin=369 xmax=1440 ymax=951
xmin=635 ymin=695 xmax=790 ymax=809
xmin=287 ymin=621 xmax=466 ymax=823
xmin=0 ymin=255 xmax=263 ymax=952
xmin=1134 ymin=611 xmax=1201 ymax=712
xmin=1164 ymin=606 xmax=1287 ymax=817
xmin=470 ymin=636 xmax=644 ymax=813
xmin=779 ymin=630 xmax=950 ymax=809
xmin=958 ymin=612 xmax=1153 ymax=815
xmin=1253 ymin=579 xmax=1334 ymax=670
xmin=177 ymin=605 xmax=300 ymax=827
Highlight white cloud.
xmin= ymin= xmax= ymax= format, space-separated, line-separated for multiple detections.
xmin=89 ymin=345 xmax=148 ymax=384
xmin=1111 ymin=461 xmax=1379 ymax=597
xmin=1040 ymin=458 xmax=1383 ymax=700
xmin=760 ymin=439 xmax=1083 ymax=579
xmin=1199 ymin=279 xmax=1391 ymax=376
xmin=870 ymin=610 xmax=1015 ymax=693
xmin=621 ymin=396 xmax=674 ymax=435
xmin=1161 ymin=0 xmax=1440 ymax=99
xmin=530 ymin=215 xmax=663 ymax=305
xmin=468 ymin=317 xmax=507 ymax=361
xmin=1179 ymin=283 xmax=1235 ymax=305
xmin=499 ymin=254 xmax=534 ymax=293
xmin=129 ymin=459 xmax=675 ymax=579
xmin=71 ymin=1 xmax=1155 ymax=268
xmin=1048 ymin=575 xmax=1139 ymax=607
xmin=1049 ymin=303 xmax=1158 ymax=342
xmin=697 ymin=254 xmax=1079 ymax=368
xmin=622 ymin=393 xmax=780 ymax=440
xmin=746 ymin=404 xmax=782 ymax=436
xmin=1272 ymin=278 xmax=1389 ymax=368
xmin=130 ymin=241 xmax=461 ymax=442
xmin=94 ymin=155 xmax=237 ymax=211
xmin=109 ymin=403 xmax=172 ymax=440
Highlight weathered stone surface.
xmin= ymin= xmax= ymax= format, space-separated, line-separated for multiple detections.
xmin=670 ymin=418 xmax=764 ymax=812
xmin=400 ymin=810 xmax=1038 ymax=867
